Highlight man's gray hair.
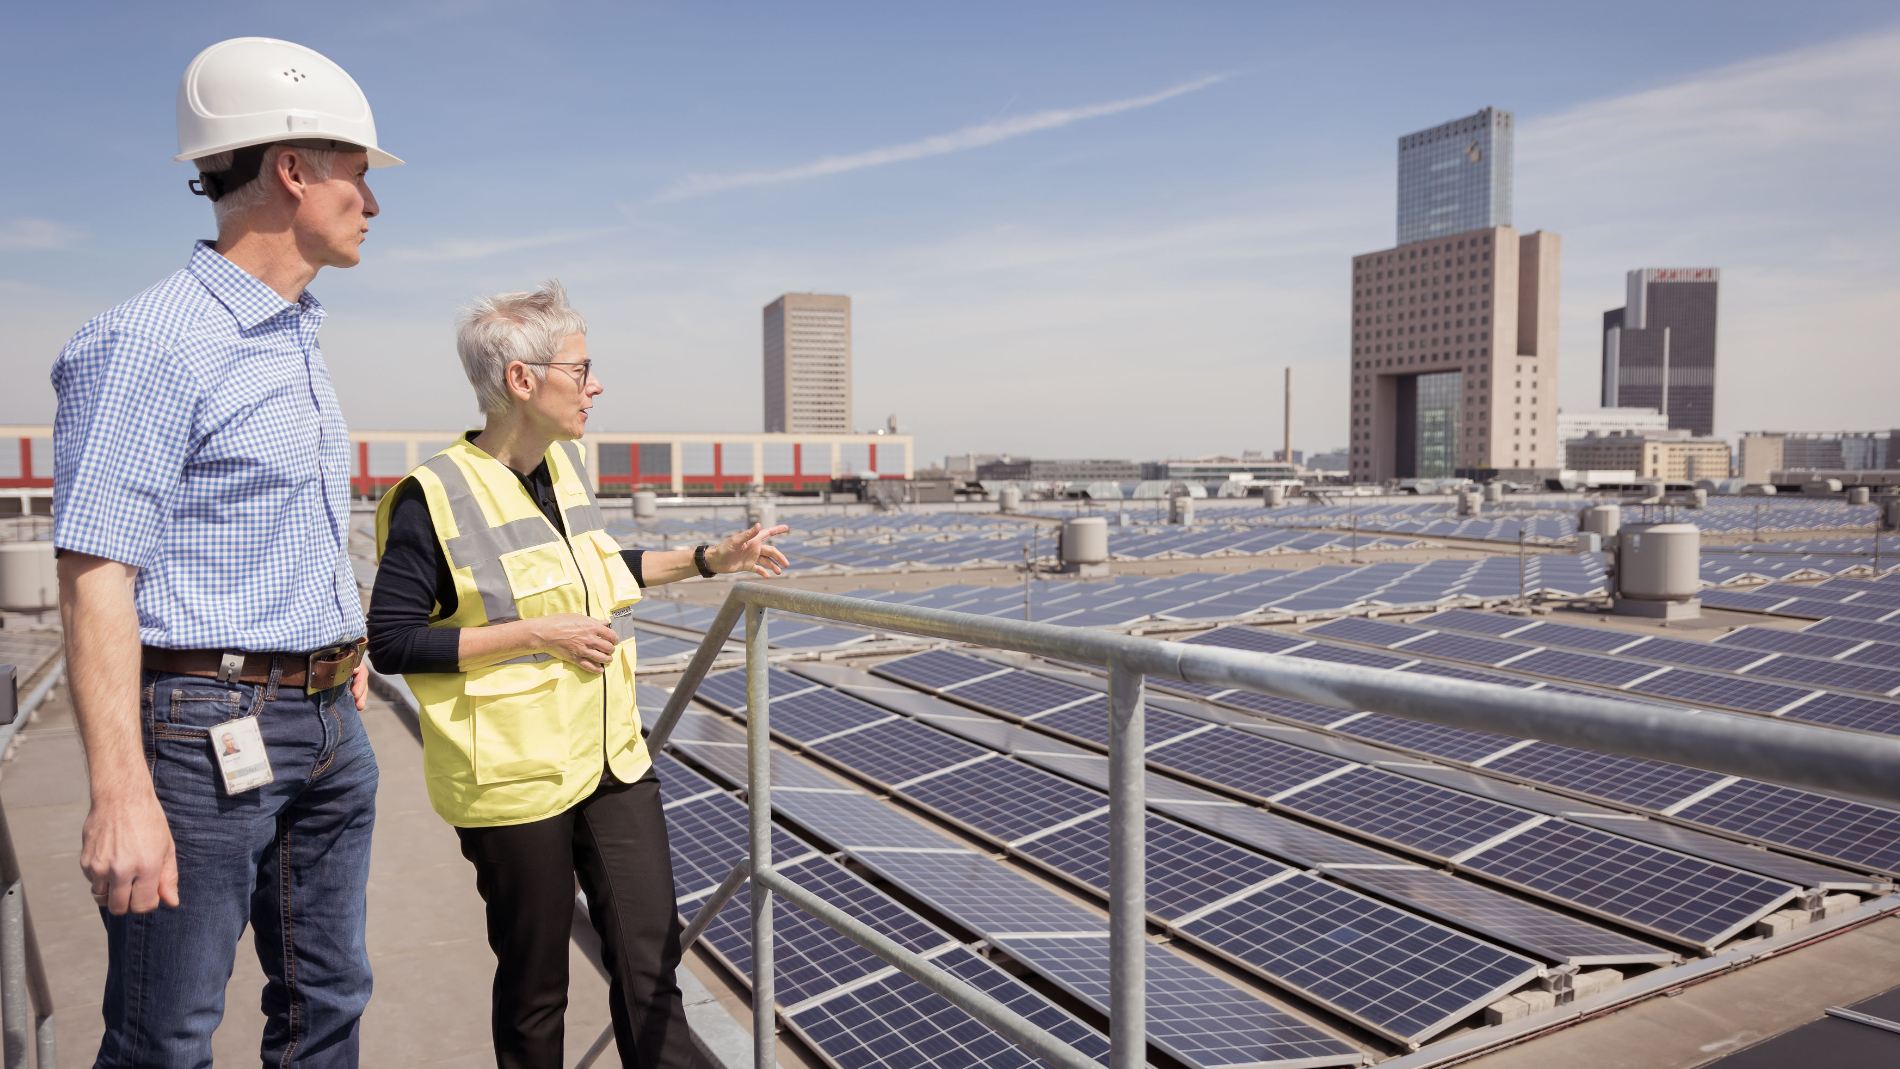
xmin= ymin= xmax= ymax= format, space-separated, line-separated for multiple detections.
xmin=193 ymin=144 xmax=339 ymax=230
xmin=456 ymin=281 xmax=589 ymax=414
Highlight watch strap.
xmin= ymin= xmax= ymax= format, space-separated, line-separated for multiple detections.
xmin=693 ymin=544 xmax=716 ymax=578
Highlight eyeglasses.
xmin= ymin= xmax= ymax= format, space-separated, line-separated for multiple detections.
xmin=524 ymin=360 xmax=593 ymax=385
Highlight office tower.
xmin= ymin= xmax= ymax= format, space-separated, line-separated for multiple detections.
xmin=1397 ymin=108 xmax=1513 ymax=245
xmin=1601 ymin=268 xmax=1719 ymax=437
xmin=763 ymin=293 xmax=852 ymax=433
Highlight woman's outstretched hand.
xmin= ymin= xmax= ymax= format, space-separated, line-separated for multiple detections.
xmin=707 ymin=523 xmax=791 ymax=577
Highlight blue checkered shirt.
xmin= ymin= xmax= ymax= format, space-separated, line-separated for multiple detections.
xmin=52 ymin=241 xmax=363 ymax=651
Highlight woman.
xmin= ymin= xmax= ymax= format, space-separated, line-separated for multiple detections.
xmin=368 ymin=281 xmax=787 ymax=1069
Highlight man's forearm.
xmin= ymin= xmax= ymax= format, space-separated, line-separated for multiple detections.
xmin=58 ymin=553 xmax=149 ymax=800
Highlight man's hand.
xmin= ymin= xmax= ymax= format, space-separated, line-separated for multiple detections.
xmin=708 ymin=523 xmax=791 ymax=577
xmin=82 ymin=791 xmax=179 ymax=914
xmin=60 ymin=551 xmax=179 ymax=914
xmin=350 ymin=660 xmax=369 ymax=709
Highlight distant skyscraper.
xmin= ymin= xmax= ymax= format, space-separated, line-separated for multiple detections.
xmin=1397 ymin=108 xmax=1513 ymax=245
xmin=1601 ymin=268 xmax=1720 ymax=437
xmin=1348 ymin=109 xmax=1558 ymax=481
xmin=763 ymin=293 xmax=851 ymax=433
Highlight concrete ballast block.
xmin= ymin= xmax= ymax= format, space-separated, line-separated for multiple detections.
xmin=1571 ymin=968 xmax=1625 ymax=999
xmin=1482 ymin=988 xmax=1558 ymax=1026
xmin=1752 ymin=909 xmax=1814 ymax=939
xmin=1822 ymin=893 xmax=1861 ymax=918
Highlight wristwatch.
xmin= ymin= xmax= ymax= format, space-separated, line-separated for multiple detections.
xmin=693 ymin=544 xmax=716 ymax=578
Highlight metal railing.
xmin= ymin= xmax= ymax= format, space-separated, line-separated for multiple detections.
xmin=640 ymin=585 xmax=1900 ymax=1069
xmin=0 ymin=660 xmax=63 ymax=1069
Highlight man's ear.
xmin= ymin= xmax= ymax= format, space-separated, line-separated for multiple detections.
xmin=273 ymin=149 xmax=312 ymax=203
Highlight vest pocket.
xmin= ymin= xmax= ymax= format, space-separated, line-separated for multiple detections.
xmin=465 ymin=664 xmax=570 ymax=784
xmin=500 ymin=543 xmax=573 ymax=601
xmin=587 ymin=530 xmax=644 ymax=608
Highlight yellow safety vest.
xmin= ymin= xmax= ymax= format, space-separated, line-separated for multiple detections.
xmin=374 ymin=435 xmax=648 ymax=827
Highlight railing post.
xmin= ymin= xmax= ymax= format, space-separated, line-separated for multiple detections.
xmin=744 ymin=601 xmax=774 ymax=1069
xmin=1107 ymin=660 xmax=1145 ymax=1069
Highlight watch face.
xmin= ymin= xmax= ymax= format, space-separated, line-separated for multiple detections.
xmin=1466 ymin=141 xmax=1481 ymax=163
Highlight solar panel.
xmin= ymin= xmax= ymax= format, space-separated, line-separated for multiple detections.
xmin=1178 ymin=872 xmax=1539 ymax=1044
xmin=1506 ymin=621 xmax=1643 ymax=652
xmin=1781 ymin=692 xmax=1900 ymax=735
xmin=1399 ymin=661 xmax=1542 ymax=687
xmin=771 ymin=789 xmax=966 ymax=852
xmin=1179 ymin=626 xmax=1310 ymax=654
xmin=1613 ymin=636 xmax=1770 ymax=672
xmin=697 ymin=855 xmax=949 ymax=1006
xmin=1624 ymin=669 xmax=1811 ymax=712
xmin=787 ymin=947 xmax=1114 ymax=1069
xmin=664 ymin=793 xmax=816 ymax=898
xmin=1334 ymin=865 xmax=1675 ymax=967
xmin=1391 ymin=631 xmax=1533 ymax=665
xmin=1028 ymin=698 xmax=1211 ymax=750
xmin=1672 ymin=781 xmax=1900 ymax=874
xmin=1423 ymin=609 xmax=1536 ymax=636
xmin=1275 ymin=767 xmax=1532 ymax=859
xmin=1212 ymin=690 xmax=1349 ymax=725
xmin=694 ymin=667 xmax=816 ymax=712
xmin=1808 ymin=617 xmax=1900 ymax=645
xmin=1143 ymin=727 xmax=1355 ymax=800
xmin=1333 ymin=712 xmax=1524 ymax=763
xmin=1458 ymin=821 xmax=1798 ymax=948
xmin=901 ymin=759 xmax=1109 ymax=844
xmin=850 ymin=849 xmax=1109 ymax=937
xmin=1483 ymin=743 xmax=1729 ymax=811
xmin=765 ymin=688 xmax=895 ymax=742
xmin=1565 ymin=815 xmax=1881 ymax=891
xmin=945 ymin=671 xmax=1099 ymax=718
xmin=807 ymin=718 xmax=993 ymax=787
xmin=652 ymin=750 xmax=722 ymax=808
xmin=1303 ymin=617 xmax=1424 ymax=647
xmin=1011 ymin=812 xmax=1292 ymax=922
xmin=989 ymin=936 xmax=1362 ymax=1069
xmin=1502 ymin=649 xmax=1661 ymax=687
xmin=1284 ymin=644 xmax=1413 ymax=669
xmin=1746 ymin=655 xmax=1900 ymax=697
xmin=875 ymin=649 xmax=1005 ymax=690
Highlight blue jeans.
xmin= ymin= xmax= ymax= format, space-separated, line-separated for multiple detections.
xmin=95 ymin=670 xmax=379 ymax=1069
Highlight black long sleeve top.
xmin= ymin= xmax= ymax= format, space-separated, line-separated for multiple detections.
xmin=366 ymin=458 xmax=643 ymax=675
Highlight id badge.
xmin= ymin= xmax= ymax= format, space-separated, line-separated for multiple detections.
xmin=213 ymin=715 xmax=274 ymax=795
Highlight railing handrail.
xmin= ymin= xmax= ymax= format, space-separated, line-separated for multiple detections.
xmin=645 ymin=583 xmax=1900 ymax=1069
xmin=0 ymin=659 xmax=61 ymax=1069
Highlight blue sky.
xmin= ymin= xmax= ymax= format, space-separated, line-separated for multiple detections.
xmin=3 ymin=1 xmax=1896 ymax=464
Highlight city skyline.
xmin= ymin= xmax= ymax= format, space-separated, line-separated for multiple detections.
xmin=0 ymin=5 xmax=1895 ymax=465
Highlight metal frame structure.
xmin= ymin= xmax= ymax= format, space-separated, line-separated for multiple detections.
xmin=640 ymin=585 xmax=1900 ymax=1069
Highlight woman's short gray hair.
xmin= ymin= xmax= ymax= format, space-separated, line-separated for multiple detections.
xmin=456 ymin=281 xmax=589 ymax=414
xmin=193 ymin=144 xmax=338 ymax=230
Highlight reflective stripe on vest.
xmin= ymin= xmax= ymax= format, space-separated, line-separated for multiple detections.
xmin=558 ymin=441 xmax=608 ymax=536
xmin=420 ymin=453 xmax=565 ymax=625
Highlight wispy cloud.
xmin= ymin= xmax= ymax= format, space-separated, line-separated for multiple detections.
xmin=387 ymin=226 xmax=619 ymax=263
xmin=0 ymin=218 xmax=83 ymax=251
xmin=656 ymin=74 xmax=1230 ymax=201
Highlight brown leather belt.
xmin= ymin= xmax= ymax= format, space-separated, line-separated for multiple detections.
xmin=141 ymin=638 xmax=367 ymax=692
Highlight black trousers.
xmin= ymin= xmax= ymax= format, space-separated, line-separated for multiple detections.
xmin=456 ymin=771 xmax=697 ymax=1069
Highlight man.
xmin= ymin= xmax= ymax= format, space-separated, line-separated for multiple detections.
xmin=367 ymin=282 xmax=788 ymax=1068
xmin=53 ymin=37 xmax=401 ymax=1067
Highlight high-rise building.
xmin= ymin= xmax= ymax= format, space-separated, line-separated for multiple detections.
xmin=763 ymin=293 xmax=851 ymax=433
xmin=1349 ymin=110 xmax=1555 ymax=482
xmin=1397 ymin=108 xmax=1513 ymax=245
xmin=1600 ymin=268 xmax=1719 ymax=437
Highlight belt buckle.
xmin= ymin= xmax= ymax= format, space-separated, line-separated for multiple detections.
xmin=217 ymin=651 xmax=246 ymax=684
xmin=307 ymin=639 xmax=364 ymax=692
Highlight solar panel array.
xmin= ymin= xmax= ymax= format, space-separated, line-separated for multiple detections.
xmin=684 ymin=668 xmax=1547 ymax=1046
xmin=864 ymin=651 xmax=1801 ymax=952
xmin=1232 ymin=499 xmax=1883 ymax=546
xmin=1163 ymin=611 xmax=1900 ymax=878
xmin=839 ymin=556 xmax=1606 ymax=630
xmin=659 ymin=715 xmax=1368 ymax=1066
xmin=648 ymin=749 xmax=1120 ymax=1069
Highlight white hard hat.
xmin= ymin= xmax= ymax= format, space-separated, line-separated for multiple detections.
xmin=174 ymin=37 xmax=403 ymax=168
